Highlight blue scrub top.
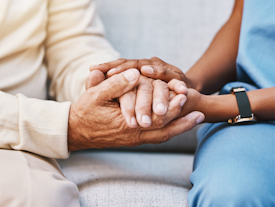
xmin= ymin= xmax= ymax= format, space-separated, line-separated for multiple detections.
xmin=198 ymin=0 xmax=275 ymax=143
xmin=236 ymin=0 xmax=275 ymax=89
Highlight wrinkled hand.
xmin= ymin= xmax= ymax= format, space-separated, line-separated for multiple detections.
xmin=118 ymin=75 xmax=189 ymax=128
xmin=90 ymin=58 xmax=191 ymax=128
xmin=68 ymin=69 xmax=204 ymax=151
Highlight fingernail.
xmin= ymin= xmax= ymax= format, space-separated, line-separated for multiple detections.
xmin=196 ymin=116 xmax=204 ymax=124
xmin=180 ymin=98 xmax=187 ymax=106
xmin=108 ymin=68 xmax=116 ymax=75
xmin=131 ymin=117 xmax=137 ymax=125
xmin=142 ymin=115 xmax=151 ymax=124
xmin=142 ymin=66 xmax=154 ymax=74
xmin=156 ymin=103 xmax=166 ymax=113
xmin=124 ymin=70 xmax=136 ymax=82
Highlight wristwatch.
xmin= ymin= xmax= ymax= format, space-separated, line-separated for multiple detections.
xmin=228 ymin=87 xmax=256 ymax=124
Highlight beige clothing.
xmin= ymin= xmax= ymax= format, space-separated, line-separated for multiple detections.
xmin=0 ymin=0 xmax=119 ymax=158
xmin=0 ymin=149 xmax=80 ymax=207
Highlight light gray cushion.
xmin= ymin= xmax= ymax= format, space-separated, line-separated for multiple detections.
xmin=96 ymin=0 xmax=234 ymax=73
xmin=95 ymin=0 xmax=234 ymax=152
xmin=58 ymin=151 xmax=194 ymax=207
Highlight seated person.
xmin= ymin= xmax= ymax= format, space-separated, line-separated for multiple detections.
xmin=91 ymin=0 xmax=275 ymax=206
xmin=0 ymin=0 xmax=203 ymax=206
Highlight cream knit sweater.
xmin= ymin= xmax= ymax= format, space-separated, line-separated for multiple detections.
xmin=0 ymin=0 xmax=119 ymax=158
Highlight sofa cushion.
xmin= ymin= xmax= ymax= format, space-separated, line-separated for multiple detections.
xmin=58 ymin=151 xmax=194 ymax=207
xmin=96 ymin=0 xmax=234 ymax=72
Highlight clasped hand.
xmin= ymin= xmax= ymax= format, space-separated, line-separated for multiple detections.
xmin=68 ymin=58 xmax=205 ymax=151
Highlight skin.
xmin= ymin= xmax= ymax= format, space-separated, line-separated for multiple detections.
xmin=68 ymin=69 xmax=204 ymax=151
xmin=90 ymin=0 xmax=275 ymax=123
xmin=87 ymin=66 xmax=188 ymax=128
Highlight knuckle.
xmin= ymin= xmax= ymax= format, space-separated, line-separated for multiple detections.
xmin=139 ymin=59 xmax=153 ymax=69
xmin=170 ymin=78 xmax=178 ymax=84
xmin=168 ymin=78 xmax=178 ymax=88
xmin=153 ymin=117 xmax=165 ymax=128
xmin=135 ymin=101 xmax=150 ymax=112
xmin=157 ymin=67 xmax=167 ymax=77
xmin=161 ymin=131 xmax=170 ymax=142
xmin=154 ymin=79 xmax=163 ymax=85
xmin=139 ymin=83 xmax=153 ymax=93
xmin=150 ymin=56 xmax=160 ymax=61
xmin=154 ymin=79 xmax=168 ymax=88
xmin=121 ymin=104 xmax=135 ymax=115
xmin=169 ymin=91 xmax=177 ymax=100
xmin=90 ymin=91 xmax=101 ymax=103
xmin=121 ymin=60 xmax=138 ymax=69
xmin=108 ymin=77 xmax=118 ymax=88
xmin=140 ymin=59 xmax=149 ymax=63
xmin=132 ymin=133 xmax=142 ymax=146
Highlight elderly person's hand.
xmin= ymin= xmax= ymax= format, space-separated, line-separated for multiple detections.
xmin=90 ymin=59 xmax=190 ymax=128
xmin=68 ymin=69 xmax=204 ymax=151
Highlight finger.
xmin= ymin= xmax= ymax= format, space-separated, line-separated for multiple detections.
xmin=139 ymin=111 xmax=205 ymax=144
xmin=135 ymin=77 xmax=153 ymax=128
xmin=168 ymin=79 xmax=188 ymax=95
xmin=152 ymin=80 xmax=169 ymax=116
xmin=85 ymin=70 xmax=105 ymax=90
xmin=107 ymin=60 xmax=138 ymax=76
xmin=150 ymin=94 xmax=187 ymax=129
xmin=107 ymin=59 xmax=152 ymax=77
xmin=89 ymin=59 xmax=128 ymax=73
xmin=140 ymin=65 xmax=183 ymax=83
xmin=91 ymin=69 xmax=140 ymax=102
xmin=169 ymin=91 xmax=177 ymax=101
xmin=119 ymin=88 xmax=138 ymax=128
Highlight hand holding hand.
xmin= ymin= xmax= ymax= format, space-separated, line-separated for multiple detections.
xmin=90 ymin=58 xmax=192 ymax=128
xmin=68 ymin=69 xmax=204 ymax=151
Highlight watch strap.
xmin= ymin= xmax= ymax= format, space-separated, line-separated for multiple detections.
xmin=234 ymin=90 xmax=253 ymax=118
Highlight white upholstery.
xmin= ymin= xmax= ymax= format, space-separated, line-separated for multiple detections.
xmin=58 ymin=151 xmax=193 ymax=207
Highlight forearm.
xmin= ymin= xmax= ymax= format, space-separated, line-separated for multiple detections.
xmin=185 ymin=0 xmax=244 ymax=94
xmin=200 ymin=87 xmax=275 ymax=123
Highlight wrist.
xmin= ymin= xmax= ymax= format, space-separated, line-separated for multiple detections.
xmin=200 ymin=93 xmax=239 ymax=123
xmin=185 ymin=73 xmax=203 ymax=92
xmin=68 ymin=105 xmax=85 ymax=151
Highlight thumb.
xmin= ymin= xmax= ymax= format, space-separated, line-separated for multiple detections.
xmin=94 ymin=69 xmax=140 ymax=101
xmin=85 ymin=70 xmax=106 ymax=90
xmin=166 ymin=111 xmax=205 ymax=138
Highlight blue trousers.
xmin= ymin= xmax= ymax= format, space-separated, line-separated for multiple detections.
xmin=188 ymin=82 xmax=275 ymax=206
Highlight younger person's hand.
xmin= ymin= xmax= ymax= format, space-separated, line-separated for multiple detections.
xmin=90 ymin=57 xmax=194 ymax=88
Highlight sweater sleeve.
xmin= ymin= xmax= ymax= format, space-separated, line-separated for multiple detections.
xmin=0 ymin=91 xmax=71 ymax=159
xmin=45 ymin=0 xmax=120 ymax=103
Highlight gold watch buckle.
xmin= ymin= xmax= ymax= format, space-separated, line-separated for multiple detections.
xmin=228 ymin=114 xmax=256 ymax=124
xmin=230 ymin=87 xmax=246 ymax=94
